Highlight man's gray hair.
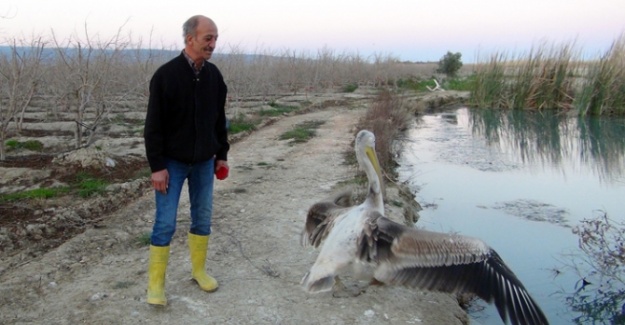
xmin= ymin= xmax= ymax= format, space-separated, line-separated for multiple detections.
xmin=182 ymin=15 xmax=203 ymax=41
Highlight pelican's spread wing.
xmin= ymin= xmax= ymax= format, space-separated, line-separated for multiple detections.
xmin=301 ymin=190 xmax=353 ymax=247
xmin=359 ymin=215 xmax=549 ymax=325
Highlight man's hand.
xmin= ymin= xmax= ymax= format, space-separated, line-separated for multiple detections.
xmin=215 ymin=160 xmax=229 ymax=180
xmin=151 ymin=169 xmax=169 ymax=194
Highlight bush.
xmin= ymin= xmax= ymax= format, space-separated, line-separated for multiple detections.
xmin=437 ymin=51 xmax=463 ymax=78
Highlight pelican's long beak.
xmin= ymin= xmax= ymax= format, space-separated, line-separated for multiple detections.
xmin=365 ymin=146 xmax=382 ymax=183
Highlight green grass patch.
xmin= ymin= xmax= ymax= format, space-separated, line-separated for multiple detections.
xmin=259 ymin=102 xmax=300 ymax=117
xmin=0 ymin=172 xmax=110 ymax=202
xmin=111 ymin=113 xmax=144 ymax=126
xmin=0 ymin=187 xmax=70 ymax=203
xmin=228 ymin=114 xmax=257 ymax=134
xmin=396 ymin=77 xmax=436 ymax=92
xmin=445 ymin=75 xmax=476 ymax=91
xmin=113 ymin=281 xmax=137 ymax=289
xmin=136 ymin=232 xmax=152 ymax=246
xmin=279 ymin=120 xmax=325 ymax=144
xmin=132 ymin=166 xmax=153 ymax=179
xmin=111 ymin=113 xmax=126 ymax=124
xmin=5 ymin=139 xmax=44 ymax=152
xmin=133 ymin=127 xmax=144 ymax=136
xmin=74 ymin=172 xmax=109 ymax=198
xmin=341 ymin=83 xmax=359 ymax=93
xmin=336 ymin=173 xmax=367 ymax=187
xmin=256 ymin=161 xmax=274 ymax=169
xmin=5 ymin=139 xmax=19 ymax=150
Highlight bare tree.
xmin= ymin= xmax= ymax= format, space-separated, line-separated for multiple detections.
xmin=0 ymin=5 xmax=17 ymax=20
xmin=0 ymin=37 xmax=45 ymax=160
xmin=125 ymin=29 xmax=171 ymax=101
xmin=46 ymin=23 xmax=130 ymax=148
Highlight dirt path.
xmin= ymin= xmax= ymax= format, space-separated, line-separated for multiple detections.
xmin=0 ymin=105 xmax=467 ymax=324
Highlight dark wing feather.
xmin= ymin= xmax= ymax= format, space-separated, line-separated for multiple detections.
xmin=301 ymin=190 xmax=353 ymax=247
xmin=359 ymin=216 xmax=549 ymax=325
xmin=385 ymin=252 xmax=548 ymax=325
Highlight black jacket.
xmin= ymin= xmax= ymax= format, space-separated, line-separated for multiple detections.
xmin=144 ymin=53 xmax=229 ymax=172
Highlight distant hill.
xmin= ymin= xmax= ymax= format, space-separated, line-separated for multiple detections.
xmin=0 ymin=46 xmax=272 ymax=64
xmin=0 ymin=46 xmax=179 ymax=61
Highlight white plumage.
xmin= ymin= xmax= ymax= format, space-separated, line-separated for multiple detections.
xmin=301 ymin=129 xmax=548 ymax=325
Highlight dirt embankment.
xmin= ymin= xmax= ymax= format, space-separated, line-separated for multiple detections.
xmin=0 ymin=90 xmax=471 ymax=325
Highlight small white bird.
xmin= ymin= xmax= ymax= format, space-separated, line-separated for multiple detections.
xmin=301 ymin=129 xmax=549 ymax=325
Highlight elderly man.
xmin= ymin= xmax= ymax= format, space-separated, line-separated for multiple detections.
xmin=143 ymin=15 xmax=229 ymax=306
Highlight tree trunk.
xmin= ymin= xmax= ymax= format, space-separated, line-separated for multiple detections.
xmin=0 ymin=129 xmax=6 ymax=161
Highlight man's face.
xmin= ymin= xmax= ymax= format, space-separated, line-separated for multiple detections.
xmin=188 ymin=19 xmax=218 ymax=61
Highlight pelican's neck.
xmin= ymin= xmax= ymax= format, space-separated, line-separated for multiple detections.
xmin=361 ymin=153 xmax=384 ymax=214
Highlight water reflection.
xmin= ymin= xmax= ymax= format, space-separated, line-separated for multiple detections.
xmin=468 ymin=108 xmax=625 ymax=184
xmin=397 ymin=107 xmax=625 ymax=324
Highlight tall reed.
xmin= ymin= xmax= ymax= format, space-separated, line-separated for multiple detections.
xmin=575 ymin=34 xmax=625 ymax=116
xmin=470 ymin=52 xmax=509 ymax=109
xmin=516 ymin=43 xmax=578 ymax=110
xmin=471 ymin=35 xmax=625 ymax=116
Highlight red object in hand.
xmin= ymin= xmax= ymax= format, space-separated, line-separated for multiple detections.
xmin=215 ymin=166 xmax=229 ymax=180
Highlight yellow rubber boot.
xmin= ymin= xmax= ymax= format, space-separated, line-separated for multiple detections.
xmin=147 ymin=245 xmax=169 ymax=306
xmin=188 ymin=233 xmax=219 ymax=292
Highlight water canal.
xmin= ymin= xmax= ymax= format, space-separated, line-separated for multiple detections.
xmin=396 ymin=107 xmax=625 ymax=324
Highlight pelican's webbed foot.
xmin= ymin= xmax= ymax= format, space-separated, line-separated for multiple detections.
xmin=331 ymin=276 xmax=368 ymax=298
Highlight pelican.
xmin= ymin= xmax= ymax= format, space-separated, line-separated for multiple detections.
xmin=301 ymin=130 xmax=549 ymax=325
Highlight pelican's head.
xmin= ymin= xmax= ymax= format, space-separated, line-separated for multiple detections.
xmin=355 ymin=130 xmax=383 ymax=196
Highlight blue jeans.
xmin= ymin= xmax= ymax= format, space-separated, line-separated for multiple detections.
xmin=151 ymin=158 xmax=215 ymax=246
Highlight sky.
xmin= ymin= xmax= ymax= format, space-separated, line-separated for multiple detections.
xmin=1 ymin=0 xmax=624 ymax=63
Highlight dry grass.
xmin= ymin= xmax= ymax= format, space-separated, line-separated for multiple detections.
xmin=357 ymin=90 xmax=412 ymax=172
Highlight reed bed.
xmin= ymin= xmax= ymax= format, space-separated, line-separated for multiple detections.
xmin=575 ymin=36 xmax=625 ymax=116
xmin=471 ymin=34 xmax=625 ymax=116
